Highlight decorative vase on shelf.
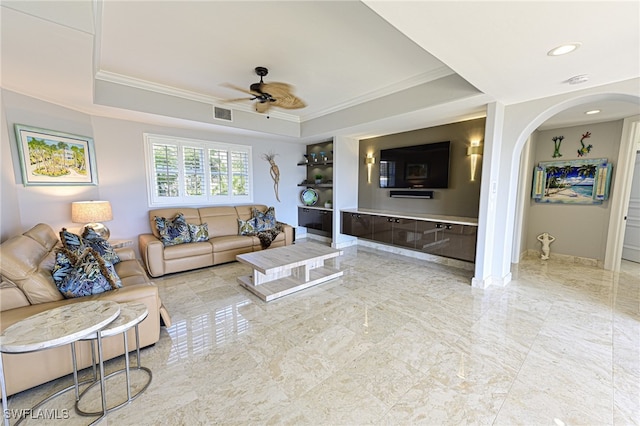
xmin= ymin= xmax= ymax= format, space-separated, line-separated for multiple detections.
xmin=314 ymin=174 xmax=323 ymax=184
xmin=324 ymin=201 xmax=333 ymax=209
xmin=303 ymin=154 xmax=309 ymax=164
xmin=310 ymin=153 xmax=317 ymax=162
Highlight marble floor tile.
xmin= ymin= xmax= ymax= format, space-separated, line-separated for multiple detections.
xmin=5 ymin=245 xmax=640 ymax=425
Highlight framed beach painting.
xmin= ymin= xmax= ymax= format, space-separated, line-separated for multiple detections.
xmin=531 ymin=158 xmax=612 ymax=204
xmin=14 ymin=124 xmax=98 ymax=186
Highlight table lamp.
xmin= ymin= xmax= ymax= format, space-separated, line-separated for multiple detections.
xmin=71 ymin=201 xmax=113 ymax=239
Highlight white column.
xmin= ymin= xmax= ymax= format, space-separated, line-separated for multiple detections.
xmin=472 ymin=102 xmax=505 ymax=288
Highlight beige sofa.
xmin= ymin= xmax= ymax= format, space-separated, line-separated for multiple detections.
xmin=0 ymin=223 xmax=171 ymax=397
xmin=139 ymin=205 xmax=294 ymax=278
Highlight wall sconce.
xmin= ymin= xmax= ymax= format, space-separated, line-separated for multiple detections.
xmin=466 ymin=142 xmax=483 ymax=181
xmin=71 ymin=200 xmax=113 ymax=239
xmin=365 ymin=155 xmax=376 ymax=184
xmin=466 ymin=146 xmax=483 ymax=156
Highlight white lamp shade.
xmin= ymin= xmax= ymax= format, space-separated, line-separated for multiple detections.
xmin=71 ymin=201 xmax=113 ymax=223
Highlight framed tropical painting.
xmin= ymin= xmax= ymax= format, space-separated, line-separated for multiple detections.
xmin=14 ymin=124 xmax=98 ymax=186
xmin=531 ymin=158 xmax=612 ymax=204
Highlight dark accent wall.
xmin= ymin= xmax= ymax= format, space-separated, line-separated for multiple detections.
xmin=358 ymin=117 xmax=485 ymax=218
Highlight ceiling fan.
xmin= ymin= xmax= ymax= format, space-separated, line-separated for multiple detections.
xmin=221 ymin=67 xmax=306 ymax=115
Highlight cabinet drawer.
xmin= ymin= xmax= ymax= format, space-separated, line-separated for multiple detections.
xmin=341 ymin=212 xmax=373 ymax=238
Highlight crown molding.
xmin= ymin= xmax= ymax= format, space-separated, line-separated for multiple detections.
xmin=299 ymin=66 xmax=455 ymax=122
xmin=94 ymin=70 xmax=301 ymax=122
xmin=94 ymin=67 xmax=454 ymax=125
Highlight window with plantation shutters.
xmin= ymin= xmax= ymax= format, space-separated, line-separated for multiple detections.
xmin=231 ymin=151 xmax=250 ymax=196
xmin=209 ymin=148 xmax=228 ymax=196
xmin=183 ymin=146 xmax=205 ymax=196
xmin=153 ymin=144 xmax=179 ymax=197
xmin=144 ymin=134 xmax=252 ymax=206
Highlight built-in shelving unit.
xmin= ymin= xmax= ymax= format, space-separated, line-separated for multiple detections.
xmin=298 ymin=140 xmax=334 ymax=237
xmin=297 ymin=161 xmax=334 ymax=167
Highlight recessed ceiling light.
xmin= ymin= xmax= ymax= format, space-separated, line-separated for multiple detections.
xmin=548 ymin=42 xmax=582 ymax=56
xmin=585 ymin=109 xmax=601 ymax=115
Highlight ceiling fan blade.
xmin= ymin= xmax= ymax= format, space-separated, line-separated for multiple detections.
xmin=220 ymin=96 xmax=255 ymax=104
xmin=272 ymin=95 xmax=306 ymax=109
xmin=220 ymin=82 xmax=261 ymax=97
xmin=262 ymin=82 xmax=306 ymax=109
xmin=261 ymin=82 xmax=293 ymax=92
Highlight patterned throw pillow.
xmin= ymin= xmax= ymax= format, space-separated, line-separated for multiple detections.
xmin=60 ymin=228 xmax=86 ymax=253
xmin=52 ymin=247 xmax=122 ymax=299
xmin=238 ymin=218 xmax=256 ymax=236
xmin=252 ymin=207 xmax=277 ymax=232
xmin=188 ymin=223 xmax=209 ymax=242
xmin=81 ymin=227 xmax=121 ymax=264
xmin=154 ymin=213 xmax=192 ymax=246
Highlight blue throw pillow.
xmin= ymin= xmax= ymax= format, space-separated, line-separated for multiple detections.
xmin=81 ymin=227 xmax=121 ymax=265
xmin=52 ymin=248 xmax=122 ymax=299
xmin=154 ymin=213 xmax=192 ymax=246
xmin=59 ymin=228 xmax=86 ymax=253
xmin=252 ymin=207 xmax=276 ymax=232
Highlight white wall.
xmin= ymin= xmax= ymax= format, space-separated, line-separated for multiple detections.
xmin=2 ymin=90 xmax=99 ymax=236
xmin=524 ymin=120 xmax=622 ymax=261
xmin=1 ymin=91 xmax=22 ymax=241
xmin=1 ymin=90 xmax=305 ymax=248
xmin=332 ymin=135 xmax=359 ymax=248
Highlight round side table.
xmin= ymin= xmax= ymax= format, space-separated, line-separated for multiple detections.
xmin=75 ymin=302 xmax=151 ymax=419
xmin=0 ymin=301 xmax=120 ymax=426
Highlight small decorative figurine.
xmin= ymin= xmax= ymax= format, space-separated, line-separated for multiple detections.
xmin=577 ymin=132 xmax=593 ymax=157
xmin=552 ymin=136 xmax=564 ymax=158
xmin=303 ymin=154 xmax=309 ymax=164
xmin=537 ymin=232 xmax=556 ymax=260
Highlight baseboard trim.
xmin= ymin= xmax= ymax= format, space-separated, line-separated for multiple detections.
xmin=333 ymin=239 xmax=358 ymax=249
xmin=471 ymin=272 xmax=512 ymax=289
xmin=523 ymin=249 xmax=600 ymax=267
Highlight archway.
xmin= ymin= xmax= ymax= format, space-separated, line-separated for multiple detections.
xmin=508 ymin=93 xmax=640 ymax=271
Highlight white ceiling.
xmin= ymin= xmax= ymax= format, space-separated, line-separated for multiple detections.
xmin=1 ymin=1 xmax=639 ymax=139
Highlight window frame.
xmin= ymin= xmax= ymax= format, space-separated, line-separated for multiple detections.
xmin=143 ymin=133 xmax=253 ymax=206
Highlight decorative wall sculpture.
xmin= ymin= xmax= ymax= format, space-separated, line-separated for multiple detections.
xmin=261 ymin=151 xmax=281 ymax=202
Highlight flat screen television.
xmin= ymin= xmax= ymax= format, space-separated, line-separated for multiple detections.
xmin=379 ymin=141 xmax=450 ymax=188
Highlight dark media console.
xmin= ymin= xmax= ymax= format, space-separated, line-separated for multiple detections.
xmin=341 ymin=209 xmax=477 ymax=263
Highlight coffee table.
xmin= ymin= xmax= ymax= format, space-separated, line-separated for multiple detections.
xmin=237 ymin=243 xmax=343 ymax=301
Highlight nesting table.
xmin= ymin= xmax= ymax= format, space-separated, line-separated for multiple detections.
xmin=0 ymin=300 xmax=151 ymax=425
xmin=76 ymin=302 xmax=151 ymax=420
xmin=236 ymin=243 xmax=343 ymax=301
xmin=0 ymin=301 xmax=120 ymax=426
